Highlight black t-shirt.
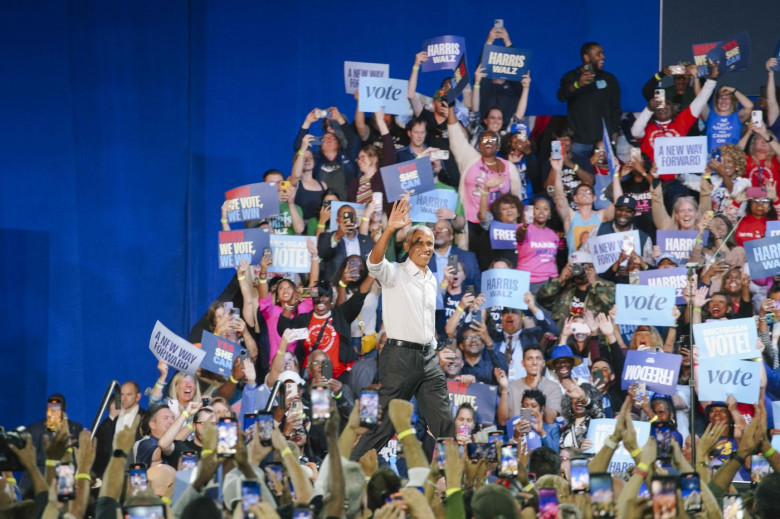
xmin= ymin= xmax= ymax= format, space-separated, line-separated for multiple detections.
xmin=571 ymin=286 xmax=590 ymax=316
xmin=621 ymin=177 xmax=655 ymax=238
xmin=167 ymin=439 xmax=202 ymax=470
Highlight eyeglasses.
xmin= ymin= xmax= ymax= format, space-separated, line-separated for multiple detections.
xmin=577 ymin=189 xmax=593 ymax=196
xmin=309 ymin=361 xmax=325 ymax=367
xmin=464 ymin=336 xmax=483 ymax=343
xmin=480 ymin=136 xmax=498 ymax=144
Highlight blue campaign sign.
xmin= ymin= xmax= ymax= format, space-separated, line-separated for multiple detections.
xmin=489 ymin=221 xmax=519 ymax=249
xmin=481 ymin=269 xmax=530 ymax=309
xmin=766 ymin=221 xmax=780 ymax=238
xmin=656 ymin=230 xmax=708 ymax=263
xmin=380 ymin=158 xmax=435 ymax=201
xmin=328 ymin=201 xmax=364 ymax=232
xmin=745 ymin=236 xmax=780 ymax=279
xmin=267 ymin=235 xmax=312 ymax=274
xmin=447 ymin=52 xmax=470 ymax=104
xmin=357 ymin=77 xmax=409 ymax=116
xmin=614 ymin=284 xmax=676 ymax=327
xmin=706 ymin=31 xmax=751 ymax=76
xmin=224 ymin=182 xmax=280 ymax=223
xmin=447 ymin=380 xmax=497 ymax=425
xmin=148 ymin=321 xmax=206 ymax=377
xmin=693 ymin=317 xmax=759 ymax=361
xmin=638 ymin=267 xmax=688 ymax=305
xmin=480 ymin=44 xmax=531 ymax=81
xmin=620 ymin=350 xmax=682 ymax=395
xmin=692 ymin=41 xmax=719 ymax=78
xmin=217 ymin=228 xmax=270 ymax=269
xmin=408 ymin=189 xmax=458 ymax=223
xmin=697 ymin=358 xmax=761 ymax=404
xmin=421 ymin=35 xmax=466 ymax=72
xmin=199 ymin=331 xmax=239 ymax=377
xmin=585 ymin=419 xmax=650 ymax=473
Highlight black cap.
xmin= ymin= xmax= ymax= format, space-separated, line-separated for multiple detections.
xmin=615 ymin=194 xmax=637 ymax=210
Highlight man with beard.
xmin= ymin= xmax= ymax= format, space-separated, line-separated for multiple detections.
xmin=595 ymin=194 xmax=654 ymax=265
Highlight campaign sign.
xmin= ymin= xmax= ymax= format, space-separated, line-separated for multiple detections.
xmin=766 ymin=221 xmax=780 ymax=238
xmin=692 ymin=41 xmax=719 ymax=77
xmin=224 ymin=183 xmax=280 ymax=224
xmin=358 ymin=77 xmax=409 ymax=116
xmin=620 ymin=350 xmax=682 ymax=395
xmin=772 ymin=40 xmax=780 ymax=72
xmin=380 ymin=158 xmax=435 ymax=201
xmin=745 ymin=236 xmax=780 ymax=279
xmin=421 ymin=35 xmax=465 ymax=72
xmin=654 ymin=136 xmax=708 ymax=175
xmin=267 ymin=235 xmax=312 ymax=274
xmin=697 ymin=358 xmax=760 ymax=404
xmin=693 ymin=317 xmax=759 ymax=361
xmin=218 ymin=228 xmax=269 ymax=269
xmin=447 ymin=380 xmax=497 ymax=425
xmin=587 ymin=230 xmax=641 ymax=274
xmin=773 ymin=401 xmax=780 ymax=428
xmin=480 ymin=269 xmax=530 ymax=309
xmin=706 ymin=31 xmax=751 ymax=76
xmin=200 ymin=331 xmax=239 ymax=376
xmin=447 ymin=52 xmax=470 ymax=103
xmin=638 ymin=267 xmax=688 ymax=305
xmin=593 ymin=120 xmax=618 ymax=210
xmin=328 ymin=202 xmax=364 ymax=232
xmin=585 ymin=419 xmax=651 ymax=473
xmin=149 ymin=321 xmax=206 ymax=376
xmin=344 ymin=61 xmax=389 ymax=94
xmin=656 ymin=230 xmax=708 ymax=263
xmin=489 ymin=221 xmax=519 ymax=249
xmin=408 ymin=189 xmax=458 ymax=223
xmin=480 ymin=44 xmax=532 ymax=81
xmin=615 ymin=284 xmax=676 ymax=327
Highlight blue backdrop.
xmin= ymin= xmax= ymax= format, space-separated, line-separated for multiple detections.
xmin=0 ymin=0 xmax=659 ymax=429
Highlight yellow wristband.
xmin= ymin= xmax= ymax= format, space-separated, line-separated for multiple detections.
xmin=75 ymin=473 xmax=92 ymax=482
xmin=182 ymin=410 xmax=190 ymax=419
xmin=693 ymin=307 xmax=702 ymax=313
xmin=45 ymin=460 xmax=57 ymax=467
xmin=281 ymin=448 xmax=293 ymax=457
xmin=201 ymin=449 xmax=214 ymax=457
xmin=413 ymin=65 xmax=420 ymax=71
xmin=361 ymin=216 xmax=369 ymax=222
xmin=440 ymin=281 xmax=448 ymax=288
xmin=474 ymin=84 xmax=481 ymax=89
xmin=445 ymin=488 xmax=462 ymax=497
xmin=220 ymin=218 xmax=228 ymax=224
xmin=237 ymin=275 xmax=245 ymax=281
xmin=655 ymin=73 xmax=662 ymax=81
xmin=573 ymin=164 xmax=579 ymax=173
xmin=574 ymin=81 xmax=579 ymax=89
xmin=230 ymin=375 xmax=238 ymax=384
xmin=258 ymin=278 xmax=267 ymax=284
xmin=297 ymin=150 xmax=305 ymax=157
xmin=155 ymin=381 xmax=165 ymax=389
xmin=649 ymin=415 xmax=659 ymax=423
xmin=317 ymin=223 xmax=326 ymax=229
xmin=187 ymin=423 xmax=194 ymax=431
xmin=5 ymin=477 xmax=16 ymax=485
xmin=765 ymin=447 xmax=777 ymax=458
xmin=396 ymin=428 xmax=415 ymax=441
xmin=637 ymin=462 xmax=649 ymax=471
xmin=456 ymin=305 xmax=465 ymax=312
xmin=631 ymin=447 xmax=642 ymax=458
xmin=522 ymin=483 xmax=535 ymax=492
xmin=161 ymin=496 xmax=172 ymax=505
xmin=339 ymin=280 xmax=348 ymax=288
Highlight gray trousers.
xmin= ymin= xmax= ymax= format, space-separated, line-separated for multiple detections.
xmin=349 ymin=343 xmax=454 ymax=461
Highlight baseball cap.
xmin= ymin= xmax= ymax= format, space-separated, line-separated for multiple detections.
xmin=615 ymin=194 xmax=637 ymax=210
xmin=568 ymin=250 xmax=594 ymax=265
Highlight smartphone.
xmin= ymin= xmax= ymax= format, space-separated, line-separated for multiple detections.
xmin=320 ymin=359 xmax=333 ymax=380
xmin=347 ymin=257 xmax=361 ymax=275
xmin=265 ymin=462 xmax=285 ymax=490
xmin=551 ymin=140 xmax=563 ymax=160
xmin=722 ymin=494 xmax=743 ymax=518
xmin=435 ymin=438 xmax=450 ymax=470
xmin=494 ymin=18 xmax=504 ymax=29
xmin=630 ymin=147 xmax=642 ymax=163
xmin=638 ymin=481 xmax=650 ymax=499
xmin=488 ymin=431 xmax=504 ymax=444
xmin=570 ymin=457 xmax=590 ymax=493
xmin=444 ymin=337 xmax=458 ymax=352
xmin=292 ymin=507 xmax=314 ymax=519
xmin=655 ymin=88 xmax=666 ymax=107
xmin=55 ymin=462 xmax=75 ymax=501
xmin=300 ymin=287 xmax=313 ymax=299
xmin=524 ymin=205 xmax=534 ymax=225
xmin=747 ymin=186 xmax=768 ymax=199
xmin=467 ymin=442 xmax=488 ymax=460
xmin=128 ymin=463 xmax=147 ymax=492
xmin=431 ymin=149 xmax=450 ymax=160
xmin=46 ymin=398 xmax=63 ymax=431
xmin=751 ymin=454 xmax=771 ymax=485
xmin=279 ymin=180 xmax=291 ymax=192
xmin=123 ymin=505 xmax=166 ymax=519
xmin=752 ymin=110 xmax=764 ymax=127
xmin=622 ymin=233 xmax=635 ymax=255
xmin=590 ymin=473 xmax=615 ymax=518
xmin=591 ymin=369 xmax=606 ymax=388
xmin=711 ymin=147 xmax=722 ymax=162
xmin=283 ymin=381 xmax=298 ymax=409
xmin=310 ymin=135 xmax=323 ymax=146
xmin=499 ymin=445 xmax=518 ymax=478
xmin=263 ymin=247 xmax=273 ymax=264
xmin=180 ymin=451 xmax=197 ymax=470
xmin=447 ymin=254 xmax=459 ymax=271
xmin=538 ymin=488 xmax=559 ymax=519
xmin=223 ymin=301 xmax=234 ymax=313
xmin=290 ymin=400 xmax=303 ymax=415
xmin=680 ymin=472 xmax=702 ymax=514
xmin=464 ymin=285 xmax=475 ymax=297
xmin=668 ymin=65 xmax=686 ymax=75
xmin=571 ymin=322 xmax=590 ymax=336
xmin=243 ymin=413 xmax=258 ymax=441
xmin=652 ymin=422 xmax=672 ymax=460
xmin=343 ymin=211 xmax=355 ymax=225
xmin=359 ymin=389 xmax=379 ymax=428
xmin=311 ymin=385 xmax=331 ymax=424
xmin=651 ymin=476 xmax=677 ymax=519
xmin=242 ymin=480 xmax=261 ymax=513
xmin=583 ymin=63 xmax=594 ymax=75
xmin=635 ymin=382 xmax=647 ymax=404
xmin=201 ymin=397 xmax=211 ymax=408
xmin=217 ymin=417 xmax=238 ymax=457
xmin=519 ymin=407 xmax=533 ymax=424
xmin=370 ymin=191 xmax=383 ymax=212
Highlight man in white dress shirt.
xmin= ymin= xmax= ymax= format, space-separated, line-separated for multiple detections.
xmin=350 ymin=200 xmax=455 ymax=460
xmin=93 ymin=381 xmax=145 ymax=476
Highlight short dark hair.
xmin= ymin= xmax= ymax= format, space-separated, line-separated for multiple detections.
xmin=529 ymin=447 xmax=561 ymax=478
xmin=407 ymin=116 xmax=427 ymax=133
xmin=523 ymin=344 xmax=544 ymax=359
xmin=522 ymin=389 xmax=546 ymax=408
xmin=755 ymin=471 xmax=780 ymax=518
xmin=580 ymin=42 xmax=601 ymax=57
xmin=181 ymin=495 xmax=222 ymax=519
xmin=456 ymin=403 xmax=477 ymax=423
xmin=553 ymin=127 xmax=575 ymax=140
xmin=591 ymin=357 xmax=614 ymax=373
xmin=366 ymin=467 xmax=401 ymax=511
xmin=262 ymin=169 xmax=284 ymax=181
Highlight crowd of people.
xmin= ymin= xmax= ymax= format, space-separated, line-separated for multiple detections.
xmin=4 ymin=23 xmax=780 ymax=519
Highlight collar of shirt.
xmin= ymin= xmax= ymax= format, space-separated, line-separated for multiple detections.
xmin=401 ymin=257 xmax=432 ymax=279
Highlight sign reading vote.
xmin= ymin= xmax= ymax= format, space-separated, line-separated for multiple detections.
xmin=408 ymin=189 xmax=458 ymax=223
xmin=638 ymin=267 xmax=688 ymax=305
xmin=218 ymin=228 xmax=270 ymax=269
xmin=745 ymin=236 xmax=780 ymax=279
xmin=268 ymin=235 xmax=312 ymax=274
xmin=654 ymin=136 xmax=708 ymax=175
xmin=421 ymin=35 xmax=465 ymax=72
xmin=380 ymin=158 xmax=435 ymax=201
xmin=615 ymin=284 xmax=676 ymax=327
xmin=328 ymin=201 xmax=364 ymax=231
xmin=656 ymin=230 xmax=707 ymax=263
xmin=585 ymin=419 xmax=651 ymax=473
xmin=706 ymin=31 xmax=751 ymax=76
xmin=620 ymin=350 xmax=681 ymax=395
xmin=693 ymin=317 xmax=758 ymax=361
xmin=224 ymin=183 xmax=279 ymax=223
xmin=447 ymin=380 xmax=497 ymax=425
xmin=199 ymin=330 xmax=239 ymax=376
xmin=344 ymin=61 xmax=389 ymax=94
xmin=358 ymin=77 xmax=409 ymax=116
xmin=587 ymin=230 xmax=641 ymax=274
xmin=149 ymin=321 xmax=205 ymax=376
xmin=489 ymin=221 xmax=519 ymax=249
xmin=480 ymin=269 xmax=530 ymax=309
xmin=697 ymin=358 xmax=760 ymax=404
xmin=480 ymin=44 xmax=532 ymax=80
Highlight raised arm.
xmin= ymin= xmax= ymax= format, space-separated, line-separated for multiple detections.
xmin=369 ymin=200 xmax=410 ymax=265
xmin=471 ymin=64 xmax=486 ymax=116
xmin=768 ymin=58 xmax=779 ymax=126
xmin=236 ymin=260 xmax=256 ymax=328
xmin=514 ymin=71 xmax=531 ymax=120
xmin=353 ymin=89 xmax=370 ymax=142
xmin=289 ymin=135 xmax=314 ymax=188
xmin=550 ymin=157 xmax=574 ymax=230
xmin=407 ymin=52 xmax=428 ymax=117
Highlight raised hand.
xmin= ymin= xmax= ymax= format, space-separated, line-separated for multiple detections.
xmin=386 ymin=200 xmax=411 ymax=232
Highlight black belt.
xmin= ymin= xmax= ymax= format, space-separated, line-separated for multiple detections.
xmin=386 ymin=338 xmax=433 ymax=356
